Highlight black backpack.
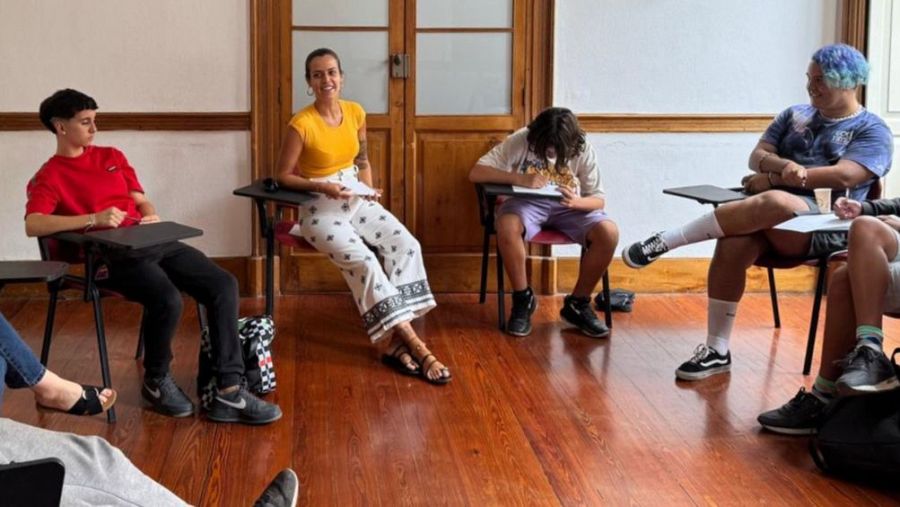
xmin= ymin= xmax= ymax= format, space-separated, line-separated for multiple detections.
xmin=809 ymin=348 xmax=900 ymax=482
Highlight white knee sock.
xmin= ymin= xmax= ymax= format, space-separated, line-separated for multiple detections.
xmin=707 ymin=298 xmax=738 ymax=355
xmin=661 ymin=211 xmax=725 ymax=250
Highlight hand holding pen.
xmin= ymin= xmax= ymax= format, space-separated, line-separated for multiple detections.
xmin=833 ymin=196 xmax=862 ymax=219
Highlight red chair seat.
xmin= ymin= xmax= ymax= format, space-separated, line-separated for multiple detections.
xmin=274 ymin=220 xmax=311 ymax=249
xmin=531 ymin=229 xmax=575 ymax=246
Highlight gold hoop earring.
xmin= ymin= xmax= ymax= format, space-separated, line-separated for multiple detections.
xmin=306 ymin=87 xmax=314 ymax=96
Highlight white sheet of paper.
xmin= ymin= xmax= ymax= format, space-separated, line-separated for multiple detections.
xmin=340 ymin=180 xmax=377 ymax=196
xmin=774 ymin=214 xmax=852 ymax=233
xmin=511 ymin=184 xmax=561 ymax=197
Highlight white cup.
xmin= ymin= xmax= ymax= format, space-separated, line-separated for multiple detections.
xmin=814 ymin=188 xmax=832 ymax=214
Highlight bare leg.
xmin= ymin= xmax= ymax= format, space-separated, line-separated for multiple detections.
xmin=818 ymin=265 xmax=857 ymax=380
xmin=496 ymin=213 xmax=529 ymax=291
xmin=714 ymin=190 xmax=810 ymax=236
xmin=847 ymin=216 xmax=899 ymax=327
xmin=572 ymin=221 xmax=618 ymax=297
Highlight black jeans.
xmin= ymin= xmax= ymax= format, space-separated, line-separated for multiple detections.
xmin=99 ymin=242 xmax=243 ymax=388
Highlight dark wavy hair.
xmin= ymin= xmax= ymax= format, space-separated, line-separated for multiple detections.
xmin=39 ymin=89 xmax=98 ymax=134
xmin=526 ymin=107 xmax=585 ymax=171
xmin=304 ymin=48 xmax=344 ymax=81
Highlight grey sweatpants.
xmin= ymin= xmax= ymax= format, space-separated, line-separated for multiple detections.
xmin=0 ymin=418 xmax=187 ymax=506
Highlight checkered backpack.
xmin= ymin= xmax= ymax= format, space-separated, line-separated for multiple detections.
xmin=197 ymin=315 xmax=277 ymax=410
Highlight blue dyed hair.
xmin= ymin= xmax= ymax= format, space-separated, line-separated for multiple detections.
xmin=811 ymin=44 xmax=869 ymax=89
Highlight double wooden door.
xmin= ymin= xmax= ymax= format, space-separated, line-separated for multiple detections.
xmin=273 ymin=0 xmax=549 ymax=292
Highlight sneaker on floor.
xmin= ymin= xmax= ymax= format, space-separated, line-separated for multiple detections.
xmin=757 ymin=388 xmax=829 ymax=435
xmin=560 ymin=295 xmax=610 ymax=338
xmin=207 ymin=385 xmax=282 ymax=425
xmin=835 ymin=345 xmax=900 ymax=396
xmin=254 ymin=468 xmax=299 ymax=507
xmin=142 ymin=374 xmax=194 ymax=417
xmin=507 ymin=288 xmax=537 ymax=337
xmin=675 ymin=344 xmax=731 ymax=381
xmin=622 ymin=232 xmax=669 ymax=269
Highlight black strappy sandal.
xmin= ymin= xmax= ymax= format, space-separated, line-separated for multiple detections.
xmin=419 ymin=354 xmax=452 ymax=385
xmin=381 ymin=344 xmax=421 ymax=377
xmin=38 ymin=385 xmax=117 ymax=416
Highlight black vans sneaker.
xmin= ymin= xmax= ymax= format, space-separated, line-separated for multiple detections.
xmin=836 ymin=345 xmax=900 ymax=396
xmin=622 ymin=232 xmax=669 ymax=268
xmin=675 ymin=344 xmax=731 ymax=381
xmin=560 ymin=295 xmax=610 ymax=338
xmin=757 ymin=388 xmax=829 ymax=435
xmin=207 ymin=385 xmax=282 ymax=425
xmin=254 ymin=468 xmax=299 ymax=507
xmin=507 ymin=288 xmax=537 ymax=337
xmin=142 ymin=374 xmax=195 ymax=417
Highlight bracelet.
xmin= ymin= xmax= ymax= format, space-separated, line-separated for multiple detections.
xmin=85 ymin=213 xmax=96 ymax=230
xmin=758 ymin=152 xmax=774 ymax=171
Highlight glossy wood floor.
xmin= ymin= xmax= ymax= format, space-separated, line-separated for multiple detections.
xmin=2 ymin=293 xmax=900 ymax=506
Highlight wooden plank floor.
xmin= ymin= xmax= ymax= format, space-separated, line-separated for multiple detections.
xmin=2 ymin=293 xmax=900 ymax=506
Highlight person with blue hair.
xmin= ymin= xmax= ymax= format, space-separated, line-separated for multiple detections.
xmin=621 ymin=43 xmax=893 ymax=380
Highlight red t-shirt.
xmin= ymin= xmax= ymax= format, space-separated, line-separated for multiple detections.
xmin=26 ymin=145 xmax=144 ymax=226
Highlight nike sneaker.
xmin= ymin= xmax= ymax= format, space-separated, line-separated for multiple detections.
xmin=622 ymin=232 xmax=669 ymax=268
xmin=142 ymin=373 xmax=194 ymax=417
xmin=207 ymin=385 xmax=282 ymax=425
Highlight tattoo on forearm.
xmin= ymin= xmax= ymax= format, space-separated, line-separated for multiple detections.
xmin=355 ymin=140 xmax=369 ymax=163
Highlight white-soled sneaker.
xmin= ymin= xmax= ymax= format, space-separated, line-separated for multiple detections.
xmin=675 ymin=344 xmax=731 ymax=381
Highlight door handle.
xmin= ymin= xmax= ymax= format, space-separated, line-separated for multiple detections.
xmin=390 ymin=53 xmax=409 ymax=79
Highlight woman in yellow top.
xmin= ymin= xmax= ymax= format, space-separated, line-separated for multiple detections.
xmin=276 ymin=48 xmax=450 ymax=385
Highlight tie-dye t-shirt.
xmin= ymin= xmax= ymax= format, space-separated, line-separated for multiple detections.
xmin=476 ymin=128 xmax=604 ymax=198
xmin=760 ymin=104 xmax=893 ymax=201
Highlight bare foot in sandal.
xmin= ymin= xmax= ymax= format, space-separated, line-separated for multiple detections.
xmin=33 ymin=370 xmax=116 ymax=414
xmin=395 ymin=323 xmax=452 ymax=385
xmin=380 ymin=336 xmax=421 ymax=376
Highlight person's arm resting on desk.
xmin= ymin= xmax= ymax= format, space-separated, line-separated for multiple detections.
xmin=25 ymin=208 xmax=128 ymax=238
xmin=132 ymin=191 xmax=160 ymax=224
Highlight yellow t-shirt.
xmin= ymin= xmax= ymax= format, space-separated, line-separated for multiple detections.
xmin=288 ymin=100 xmax=366 ymax=178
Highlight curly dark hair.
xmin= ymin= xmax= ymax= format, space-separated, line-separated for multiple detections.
xmin=39 ymin=89 xmax=98 ymax=134
xmin=526 ymin=107 xmax=586 ymax=171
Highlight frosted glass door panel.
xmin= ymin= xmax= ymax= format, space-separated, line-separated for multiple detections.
xmin=416 ymin=33 xmax=511 ymax=115
xmin=417 ymin=0 xmax=511 ymax=28
xmin=292 ymin=31 xmax=389 ymax=114
xmin=292 ymin=0 xmax=388 ymax=27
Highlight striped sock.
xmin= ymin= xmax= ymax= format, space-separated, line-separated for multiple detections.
xmin=856 ymin=325 xmax=884 ymax=351
xmin=811 ymin=376 xmax=836 ymax=403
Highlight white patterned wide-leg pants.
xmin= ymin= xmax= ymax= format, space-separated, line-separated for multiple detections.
xmin=292 ymin=167 xmax=436 ymax=342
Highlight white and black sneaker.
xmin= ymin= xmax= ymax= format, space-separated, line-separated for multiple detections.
xmin=207 ymin=385 xmax=282 ymax=425
xmin=622 ymin=233 xmax=669 ymax=269
xmin=675 ymin=344 xmax=731 ymax=381
xmin=835 ymin=345 xmax=900 ymax=396
xmin=142 ymin=374 xmax=195 ymax=417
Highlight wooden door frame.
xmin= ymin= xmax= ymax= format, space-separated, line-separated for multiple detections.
xmin=249 ymin=0 xmax=556 ymax=295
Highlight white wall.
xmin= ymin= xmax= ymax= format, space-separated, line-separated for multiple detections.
xmin=554 ymin=0 xmax=839 ymax=256
xmin=868 ymin=0 xmax=900 ymax=198
xmin=0 ymin=0 xmax=251 ymax=260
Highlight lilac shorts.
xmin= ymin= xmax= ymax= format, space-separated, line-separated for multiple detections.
xmin=497 ymin=197 xmax=611 ymax=245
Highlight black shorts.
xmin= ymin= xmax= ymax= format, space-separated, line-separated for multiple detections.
xmin=808 ymin=231 xmax=848 ymax=257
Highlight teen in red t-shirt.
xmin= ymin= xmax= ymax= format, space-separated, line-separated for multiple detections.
xmin=25 ymin=89 xmax=281 ymax=425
